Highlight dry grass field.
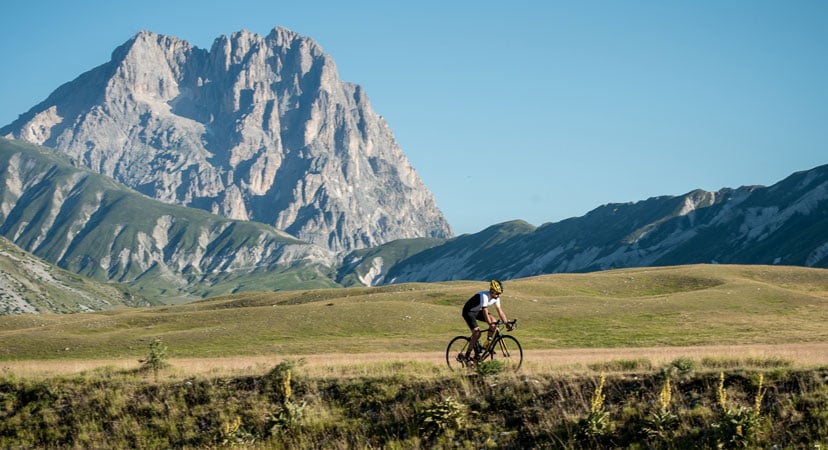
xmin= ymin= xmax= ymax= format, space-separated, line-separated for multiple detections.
xmin=4 ymin=342 xmax=828 ymax=380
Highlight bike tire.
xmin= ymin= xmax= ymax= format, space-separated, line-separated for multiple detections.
xmin=445 ymin=336 xmax=472 ymax=371
xmin=488 ymin=335 xmax=523 ymax=371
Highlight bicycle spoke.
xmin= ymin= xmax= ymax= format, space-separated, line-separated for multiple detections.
xmin=490 ymin=335 xmax=523 ymax=370
xmin=445 ymin=336 xmax=472 ymax=371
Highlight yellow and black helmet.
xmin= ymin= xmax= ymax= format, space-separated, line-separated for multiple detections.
xmin=489 ymin=279 xmax=503 ymax=294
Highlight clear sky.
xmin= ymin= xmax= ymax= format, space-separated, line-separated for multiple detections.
xmin=2 ymin=1 xmax=826 ymax=235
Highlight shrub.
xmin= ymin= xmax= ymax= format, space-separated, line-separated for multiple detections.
xmin=138 ymin=338 xmax=169 ymax=378
xmin=670 ymin=357 xmax=695 ymax=373
xmin=477 ymin=359 xmax=505 ymax=377
xmin=589 ymin=358 xmax=653 ymax=372
xmin=660 ymin=356 xmax=695 ymax=378
xmin=419 ymin=396 xmax=468 ymax=440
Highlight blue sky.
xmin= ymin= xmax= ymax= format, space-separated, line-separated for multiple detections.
xmin=1 ymin=1 xmax=826 ymax=235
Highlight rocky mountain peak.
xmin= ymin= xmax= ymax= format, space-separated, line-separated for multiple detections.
xmin=1 ymin=27 xmax=453 ymax=253
xmin=109 ymin=30 xmax=198 ymax=100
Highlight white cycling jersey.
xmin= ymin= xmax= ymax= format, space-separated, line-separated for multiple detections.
xmin=475 ymin=290 xmax=500 ymax=309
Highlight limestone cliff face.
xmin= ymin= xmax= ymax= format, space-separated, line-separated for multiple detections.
xmin=2 ymin=28 xmax=453 ymax=252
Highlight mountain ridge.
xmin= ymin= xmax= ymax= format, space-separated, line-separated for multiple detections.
xmin=348 ymin=164 xmax=828 ymax=285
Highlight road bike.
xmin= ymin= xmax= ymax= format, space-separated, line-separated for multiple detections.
xmin=445 ymin=319 xmax=522 ymax=371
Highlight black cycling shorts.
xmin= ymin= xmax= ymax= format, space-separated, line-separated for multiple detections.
xmin=461 ymin=294 xmax=487 ymax=331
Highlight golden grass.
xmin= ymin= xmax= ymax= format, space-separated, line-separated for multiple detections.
xmin=4 ymin=342 xmax=827 ymax=380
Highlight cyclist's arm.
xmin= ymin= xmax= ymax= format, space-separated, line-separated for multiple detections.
xmin=482 ymin=307 xmax=497 ymax=328
xmin=494 ymin=304 xmax=509 ymax=324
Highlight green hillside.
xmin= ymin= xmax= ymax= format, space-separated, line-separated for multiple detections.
xmin=1 ymin=264 xmax=825 ymax=361
xmin=0 ymin=235 xmax=152 ymax=314
xmin=336 ymin=237 xmax=446 ymax=286
xmin=0 ymin=137 xmax=337 ymax=302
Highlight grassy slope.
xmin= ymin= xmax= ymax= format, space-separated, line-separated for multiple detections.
xmin=0 ymin=264 xmax=826 ymax=361
xmin=0 ymin=138 xmax=336 ymax=302
xmin=0 ymin=236 xmax=152 ymax=314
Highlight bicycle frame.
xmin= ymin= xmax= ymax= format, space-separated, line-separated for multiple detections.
xmin=478 ymin=325 xmax=506 ymax=358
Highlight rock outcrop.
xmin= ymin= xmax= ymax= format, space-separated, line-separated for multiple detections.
xmin=1 ymin=28 xmax=453 ymax=253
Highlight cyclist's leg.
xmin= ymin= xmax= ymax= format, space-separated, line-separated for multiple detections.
xmin=475 ymin=310 xmax=497 ymax=350
xmin=469 ymin=327 xmax=482 ymax=358
xmin=462 ymin=306 xmax=482 ymax=358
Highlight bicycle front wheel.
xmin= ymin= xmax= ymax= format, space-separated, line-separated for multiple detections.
xmin=446 ymin=336 xmax=472 ymax=371
xmin=489 ymin=335 xmax=523 ymax=371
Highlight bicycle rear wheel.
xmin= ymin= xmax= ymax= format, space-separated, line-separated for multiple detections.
xmin=489 ymin=335 xmax=523 ymax=371
xmin=445 ymin=336 xmax=473 ymax=371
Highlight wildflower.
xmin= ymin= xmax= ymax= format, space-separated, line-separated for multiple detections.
xmin=591 ymin=371 xmax=606 ymax=414
xmin=658 ymin=377 xmax=672 ymax=412
xmin=753 ymin=373 xmax=766 ymax=417
xmin=716 ymin=371 xmax=727 ymax=410
xmin=282 ymin=369 xmax=292 ymax=401
xmin=223 ymin=415 xmax=241 ymax=436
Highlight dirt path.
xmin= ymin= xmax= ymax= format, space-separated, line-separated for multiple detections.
xmin=4 ymin=343 xmax=827 ymax=377
xmin=293 ymin=342 xmax=828 ymax=370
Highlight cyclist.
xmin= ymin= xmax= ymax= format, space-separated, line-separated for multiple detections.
xmin=461 ymin=279 xmax=513 ymax=361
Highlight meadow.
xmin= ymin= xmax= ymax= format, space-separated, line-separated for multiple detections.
xmin=2 ymin=264 xmax=827 ymax=362
xmin=1 ymin=264 xmax=827 ymax=448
